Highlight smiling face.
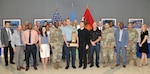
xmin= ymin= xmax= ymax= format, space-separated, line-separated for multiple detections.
xmin=128 ymin=22 xmax=133 ymax=29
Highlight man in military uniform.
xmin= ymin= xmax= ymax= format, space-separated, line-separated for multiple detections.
xmin=127 ymin=22 xmax=138 ymax=66
xmin=50 ymin=21 xmax=63 ymax=69
xmin=101 ymin=23 xmax=115 ymax=69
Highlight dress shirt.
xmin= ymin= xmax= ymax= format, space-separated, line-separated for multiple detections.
xmin=22 ymin=29 xmax=38 ymax=45
xmin=119 ymin=29 xmax=123 ymax=42
xmin=62 ymin=25 xmax=78 ymax=41
xmin=5 ymin=28 xmax=12 ymax=41
xmin=11 ymin=30 xmax=24 ymax=49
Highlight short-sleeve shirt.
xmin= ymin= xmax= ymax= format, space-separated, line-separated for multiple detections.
xmin=90 ymin=28 xmax=101 ymax=41
xmin=62 ymin=25 xmax=78 ymax=41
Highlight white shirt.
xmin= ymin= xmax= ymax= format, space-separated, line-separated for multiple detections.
xmin=5 ymin=28 xmax=12 ymax=41
xmin=98 ymin=26 xmax=103 ymax=31
xmin=76 ymin=24 xmax=80 ymax=30
xmin=119 ymin=29 xmax=123 ymax=42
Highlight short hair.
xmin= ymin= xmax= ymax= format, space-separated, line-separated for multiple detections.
xmin=5 ymin=21 xmax=10 ymax=24
xmin=128 ymin=22 xmax=133 ymax=25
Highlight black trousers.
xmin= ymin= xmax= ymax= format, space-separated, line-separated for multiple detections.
xmin=4 ymin=41 xmax=14 ymax=64
xmin=78 ymin=42 xmax=87 ymax=67
xmin=25 ymin=44 xmax=37 ymax=68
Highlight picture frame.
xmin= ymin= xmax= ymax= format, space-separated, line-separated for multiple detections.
xmin=3 ymin=19 xmax=21 ymax=29
xmin=128 ymin=18 xmax=144 ymax=28
xmin=101 ymin=18 xmax=117 ymax=27
xmin=34 ymin=18 xmax=52 ymax=26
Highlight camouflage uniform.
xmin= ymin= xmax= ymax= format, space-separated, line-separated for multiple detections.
xmin=50 ymin=27 xmax=63 ymax=69
xmin=127 ymin=28 xmax=138 ymax=66
xmin=101 ymin=28 xmax=115 ymax=69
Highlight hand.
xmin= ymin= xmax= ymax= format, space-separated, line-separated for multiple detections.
xmin=52 ymin=46 xmax=55 ymax=49
xmin=13 ymin=49 xmax=16 ymax=53
xmin=91 ymin=41 xmax=96 ymax=46
xmin=101 ymin=46 xmax=105 ymax=49
xmin=139 ymin=43 xmax=142 ymax=47
xmin=66 ymin=42 xmax=69 ymax=47
xmin=109 ymin=46 xmax=114 ymax=49
xmin=86 ymin=45 xmax=89 ymax=49
xmin=2 ymin=44 xmax=5 ymax=48
xmin=76 ymin=43 xmax=79 ymax=48
xmin=129 ymin=40 xmax=133 ymax=44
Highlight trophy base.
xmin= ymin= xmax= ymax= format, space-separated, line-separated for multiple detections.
xmin=68 ymin=43 xmax=78 ymax=47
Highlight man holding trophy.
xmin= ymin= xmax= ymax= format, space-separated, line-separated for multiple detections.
xmin=62 ymin=18 xmax=79 ymax=69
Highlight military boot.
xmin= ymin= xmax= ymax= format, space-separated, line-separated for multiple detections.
xmin=103 ymin=62 xmax=108 ymax=68
xmin=134 ymin=60 xmax=137 ymax=66
xmin=57 ymin=62 xmax=62 ymax=68
xmin=54 ymin=63 xmax=58 ymax=69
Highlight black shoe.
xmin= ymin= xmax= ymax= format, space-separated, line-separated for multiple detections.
xmin=78 ymin=65 xmax=82 ymax=68
xmin=25 ymin=67 xmax=29 ymax=71
xmin=72 ymin=66 xmax=76 ymax=69
xmin=96 ymin=64 xmax=100 ymax=68
xmin=123 ymin=65 xmax=126 ymax=68
xmin=65 ymin=66 xmax=69 ymax=69
xmin=10 ymin=62 xmax=15 ymax=64
xmin=34 ymin=66 xmax=37 ymax=70
xmin=90 ymin=65 xmax=94 ymax=67
xmin=83 ymin=66 xmax=87 ymax=69
xmin=5 ymin=63 xmax=8 ymax=66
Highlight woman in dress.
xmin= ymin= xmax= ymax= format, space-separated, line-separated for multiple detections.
xmin=39 ymin=26 xmax=50 ymax=69
xmin=139 ymin=24 xmax=149 ymax=67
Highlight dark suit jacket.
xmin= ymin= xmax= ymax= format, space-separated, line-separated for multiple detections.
xmin=1 ymin=27 xmax=14 ymax=47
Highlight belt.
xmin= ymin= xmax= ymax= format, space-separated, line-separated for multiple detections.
xmin=67 ymin=41 xmax=72 ymax=43
xmin=26 ymin=44 xmax=35 ymax=46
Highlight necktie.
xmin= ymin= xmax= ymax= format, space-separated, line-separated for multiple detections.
xmin=20 ymin=32 xmax=23 ymax=44
xmin=7 ymin=29 xmax=10 ymax=41
xmin=29 ymin=30 xmax=31 ymax=43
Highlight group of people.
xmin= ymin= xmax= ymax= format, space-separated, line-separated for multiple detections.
xmin=1 ymin=18 xmax=149 ymax=71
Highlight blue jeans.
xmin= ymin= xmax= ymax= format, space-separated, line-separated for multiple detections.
xmin=64 ymin=42 xmax=76 ymax=67
xmin=90 ymin=44 xmax=100 ymax=65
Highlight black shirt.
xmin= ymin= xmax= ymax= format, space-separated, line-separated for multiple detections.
xmin=90 ymin=28 xmax=101 ymax=41
xmin=78 ymin=28 xmax=90 ymax=45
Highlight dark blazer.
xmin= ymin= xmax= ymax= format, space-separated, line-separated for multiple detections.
xmin=1 ymin=27 xmax=14 ymax=47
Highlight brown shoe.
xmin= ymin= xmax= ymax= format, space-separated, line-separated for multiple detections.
xmin=34 ymin=66 xmax=37 ymax=70
xmin=88 ymin=61 xmax=91 ymax=64
xmin=17 ymin=67 xmax=21 ymax=71
xmin=134 ymin=60 xmax=137 ymax=66
xmin=20 ymin=66 xmax=25 ymax=69
xmin=123 ymin=65 xmax=126 ymax=68
xmin=115 ymin=64 xmax=120 ymax=66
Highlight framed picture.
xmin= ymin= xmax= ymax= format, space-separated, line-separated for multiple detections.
xmin=3 ymin=19 xmax=21 ymax=29
xmin=101 ymin=18 xmax=117 ymax=27
xmin=128 ymin=18 xmax=144 ymax=28
xmin=34 ymin=18 xmax=52 ymax=26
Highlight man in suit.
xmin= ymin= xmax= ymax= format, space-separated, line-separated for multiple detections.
xmin=1 ymin=21 xmax=15 ymax=66
xmin=115 ymin=22 xmax=128 ymax=68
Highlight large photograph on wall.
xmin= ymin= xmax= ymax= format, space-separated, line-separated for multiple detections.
xmin=101 ymin=18 xmax=117 ymax=28
xmin=128 ymin=18 xmax=144 ymax=28
xmin=34 ymin=18 xmax=52 ymax=26
xmin=3 ymin=19 xmax=21 ymax=29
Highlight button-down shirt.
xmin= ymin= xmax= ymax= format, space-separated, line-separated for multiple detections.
xmin=62 ymin=25 xmax=78 ymax=41
xmin=119 ymin=29 xmax=123 ymax=42
xmin=22 ymin=29 xmax=38 ymax=45
xmin=5 ymin=28 xmax=13 ymax=41
xmin=11 ymin=30 xmax=24 ymax=49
